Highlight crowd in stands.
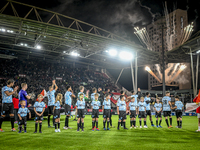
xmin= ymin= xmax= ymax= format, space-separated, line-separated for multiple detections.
xmin=0 ymin=59 xmax=119 ymax=107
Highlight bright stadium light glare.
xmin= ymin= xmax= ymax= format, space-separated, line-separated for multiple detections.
xmin=145 ymin=66 xmax=151 ymax=72
xmin=63 ymin=51 xmax=66 ymax=53
xmin=108 ymin=49 xmax=117 ymax=56
xmin=196 ymin=50 xmax=200 ymax=54
xmin=36 ymin=45 xmax=41 ymax=49
xmin=180 ymin=65 xmax=186 ymax=71
xmin=24 ymin=44 xmax=27 ymax=46
xmin=119 ymin=51 xmax=133 ymax=60
xmin=20 ymin=43 xmax=23 ymax=46
xmin=71 ymin=51 xmax=80 ymax=57
xmin=1 ymin=28 xmax=6 ymax=32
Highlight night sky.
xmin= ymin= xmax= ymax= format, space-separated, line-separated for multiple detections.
xmin=8 ymin=0 xmax=200 ymax=90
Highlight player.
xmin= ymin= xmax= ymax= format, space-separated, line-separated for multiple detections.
xmin=129 ymin=97 xmax=137 ymax=129
xmin=13 ymin=94 xmax=19 ymax=124
xmin=162 ymin=91 xmax=173 ymax=128
xmin=144 ymin=92 xmax=155 ymax=127
xmin=193 ymin=93 xmax=200 ymax=132
xmin=154 ymin=97 xmax=162 ymax=128
xmin=102 ymin=93 xmax=111 ymax=130
xmin=47 ymin=80 xmax=58 ymax=128
xmin=18 ymin=83 xmax=31 ymax=108
xmin=138 ymin=97 xmax=147 ymax=128
xmin=53 ymin=93 xmax=63 ymax=132
xmin=117 ymin=95 xmax=128 ymax=130
xmin=33 ymin=94 xmax=45 ymax=133
xmin=63 ymin=85 xmax=76 ymax=130
xmin=18 ymin=100 xmax=31 ymax=133
xmin=171 ymin=96 xmax=184 ymax=128
xmin=76 ymin=93 xmax=85 ymax=132
xmin=0 ymin=79 xmax=18 ymax=132
xmin=91 ymin=93 xmax=101 ymax=131
xmin=91 ymin=88 xmax=99 ymax=101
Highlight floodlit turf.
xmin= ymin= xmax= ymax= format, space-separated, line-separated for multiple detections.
xmin=0 ymin=115 xmax=200 ymax=150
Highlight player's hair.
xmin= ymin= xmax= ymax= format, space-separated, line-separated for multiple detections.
xmin=79 ymin=93 xmax=84 ymax=98
xmin=105 ymin=93 xmax=110 ymax=98
xmin=131 ymin=90 xmax=134 ymax=94
xmin=146 ymin=92 xmax=149 ymax=96
xmin=131 ymin=97 xmax=135 ymax=100
xmin=94 ymin=93 xmax=99 ymax=97
xmin=21 ymin=83 xmax=27 ymax=88
xmin=49 ymin=86 xmax=53 ymax=90
xmin=165 ymin=91 xmax=170 ymax=95
xmin=140 ymin=97 xmax=144 ymax=100
xmin=120 ymin=90 xmax=124 ymax=95
xmin=120 ymin=95 xmax=125 ymax=99
xmin=175 ymin=95 xmax=179 ymax=99
xmin=7 ymin=79 xmax=15 ymax=85
xmin=156 ymin=97 xmax=160 ymax=100
xmin=55 ymin=93 xmax=63 ymax=105
xmin=106 ymin=88 xmax=110 ymax=92
xmin=79 ymin=86 xmax=84 ymax=91
xmin=37 ymin=94 xmax=43 ymax=98
xmin=92 ymin=87 xmax=97 ymax=92
xmin=20 ymin=100 xmax=25 ymax=104
xmin=66 ymin=85 xmax=71 ymax=90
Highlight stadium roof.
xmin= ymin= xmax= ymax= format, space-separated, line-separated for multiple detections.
xmin=0 ymin=0 xmax=199 ymax=69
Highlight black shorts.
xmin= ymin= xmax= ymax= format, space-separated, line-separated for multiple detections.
xmin=18 ymin=117 xmax=27 ymax=125
xmin=119 ymin=111 xmax=126 ymax=120
xmin=139 ymin=111 xmax=146 ymax=118
xmin=110 ymin=109 xmax=112 ymax=117
xmin=163 ymin=111 xmax=171 ymax=117
xmin=54 ymin=109 xmax=60 ymax=119
xmin=65 ymin=104 xmax=71 ymax=115
xmin=130 ymin=110 xmax=137 ymax=118
xmin=146 ymin=110 xmax=151 ymax=116
xmin=155 ymin=112 xmax=162 ymax=118
xmin=103 ymin=109 xmax=111 ymax=118
xmin=48 ymin=106 xmax=54 ymax=115
xmin=35 ymin=112 xmax=44 ymax=121
xmin=2 ymin=103 xmax=14 ymax=115
xmin=92 ymin=109 xmax=99 ymax=118
xmin=77 ymin=109 xmax=85 ymax=118
xmin=175 ymin=110 xmax=182 ymax=118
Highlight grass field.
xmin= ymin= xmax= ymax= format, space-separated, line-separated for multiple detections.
xmin=0 ymin=115 xmax=200 ymax=150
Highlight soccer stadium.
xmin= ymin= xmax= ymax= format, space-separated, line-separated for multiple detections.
xmin=0 ymin=0 xmax=200 ymax=150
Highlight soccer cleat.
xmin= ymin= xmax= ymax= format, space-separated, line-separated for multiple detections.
xmin=156 ymin=126 xmax=159 ymax=128
xmin=48 ymin=125 xmax=52 ymax=128
xmin=18 ymin=131 xmax=21 ymax=133
xmin=34 ymin=131 xmax=37 ymax=133
xmin=96 ymin=128 xmax=99 ymax=131
xmin=39 ymin=131 xmax=42 ymax=133
xmin=82 ymin=129 xmax=84 ymax=132
xmin=24 ymin=130 xmax=27 ymax=133
xmin=68 ymin=127 xmax=72 ymax=129
xmin=140 ymin=126 xmax=142 ymax=128
xmin=195 ymin=129 xmax=200 ymax=132
xmin=176 ymin=126 xmax=179 ymax=128
xmin=170 ymin=125 xmax=173 ymax=128
xmin=0 ymin=129 xmax=4 ymax=132
xmin=124 ymin=127 xmax=128 ymax=130
xmin=63 ymin=127 xmax=68 ymax=130
xmin=11 ymin=128 xmax=16 ymax=132
xmin=107 ymin=128 xmax=110 ymax=130
xmin=103 ymin=128 xmax=106 ymax=130
xmin=55 ymin=129 xmax=58 ymax=132
xmin=134 ymin=127 xmax=137 ymax=129
xmin=92 ymin=128 xmax=94 ymax=131
xmin=179 ymin=126 xmax=182 ymax=129
xmin=58 ymin=129 xmax=61 ymax=132
xmin=151 ymin=124 xmax=155 ymax=127
xmin=77 ymin=129 xmax=80 ymax=132
xmin=117 ymin=127 xmax=120 ymax=130
xmin=130 ymin=127 xmax=132 ymax=129
xmin=144 ymin=125 xmax=148 ymax=128
xmin=168 ymin=127 xmax=170 ymax=129
xmin=159 ymin=125 xmax=162 ymax=128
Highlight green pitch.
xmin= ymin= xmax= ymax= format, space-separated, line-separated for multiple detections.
xmin=0 ymin=115 xmax=200 ymax=150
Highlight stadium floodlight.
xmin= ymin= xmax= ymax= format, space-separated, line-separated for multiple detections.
xmin=1 ymin=28 xmax=6 ymax=32
xmin=71 ymin=51 xmax=80 ymax=57
xmin=36 ymin=45 xmax=41 ymax=49
xmin=145 ymin=66 xmax=151 ymax=72
xmin=20 ymin=43 xmax=23 ymax=46
xmin=196 ymin=50 xmax=200 ymax=54
xmin=119 ymin=51 xmax=133 ymax=60
xmin=108 ymin=49 xmax=117 ymax=56
xmin=63 ymin=51 xmax=66 ymax=53
xmin=24 ymin=44 xmax=27 ymax=46
xmin=180 ymin=65 xmax=186 ymax=71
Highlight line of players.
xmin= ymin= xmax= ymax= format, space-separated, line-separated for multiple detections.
xmin=0 ymin=79 xmax=184 ymax=133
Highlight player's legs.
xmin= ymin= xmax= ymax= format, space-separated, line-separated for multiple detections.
xmin=149 ymin=114 xmax=154 ymax=126
xmin=176 ymin=118 xmax=179 ymax=128
xmin=81 ymin=118 xmax=84 ymax=131
xmin=77 ymin=118 xmax=80 ymax=131
xmin=92 ymin=118 xmax=95 ymax=129
xmin=106 ymin=118 xmax=110 ymax=129
xmin=144 ymin=118 xmax=147 ymax=128
xmin=133 ymin=118 xmax=136 ymax=127
xmin=18 ymin=119 xmax=22 ymax=133
xmin=0 ymin=114 xmax=5 ymax=131
xmin=159 ymin=117 xmax=162 ymax=127
xmin=39 ymin=120 xmax=42 ymax=133
xmin=156 ymin=118 xmax=158 ymax=127
xmin=164 ymin=115 xmax=169 ymax=128
xmin=169 ymin=112 xmax=172 ymax=127
xmin=95 ymin=118 xmax=99 ymax=130
xmin=103 ymin=118 xmax=106 ymax=129
xmin=118 ymin=114 xmax=121 ymax=130
xmin=139 ymin=118 xmax=142 ymax=127
xmin=48 ymin=106 xmax=51 ymax=126
xmin=55 ymin=118 xmax=58 ymax=131
xmin=123 ymin=119 xmax=127 ymax=129
xmin=9 ymin=113 xmax=15 ymax=131
xmin=179 ymin=117 xmax=182 ymax=128
xmin=34 ymin=121 xmax=38 ymax=133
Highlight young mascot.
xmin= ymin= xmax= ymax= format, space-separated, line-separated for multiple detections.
xmin=154 ymin=98 xmax=162 ymax=128
xmin=102 ymin=93 xmax=111 ymax=130
xmin=53 ymin=93 xmax=63 ymax=132
xmin=129 ymin=97 xmax=137 ymax=128
xmin=91 ymin=93 xmax=101 ymax=131
xmin=76 ymin=93 xmax=85 ymax=132
xmin=33 ymin=94 xmax=45 ymax=133
xmin=18 ymin=100 xmax=31 ymax=133
xmin=138 ymin=97 xmax=147 ymax=128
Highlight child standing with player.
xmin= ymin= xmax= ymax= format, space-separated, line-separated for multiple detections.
xmin=33 ymin=94 xmax=45 ymax=133
xmin=18 ymin=100 xmax=31 ymax=133
xmin=171 ymin=95 xmax=184 ymax=128
xmin=154 ymin=97 xmax=162 ymax=128
xmin=129 ymin=97 xmax=137 ymax=129
xmin=53 ymin=93 xmax=63 ymax=132
xmin=102 ymin=93 xmax=111 ymax=130
xmin=138 ymin=97 xmax=147 ymax=128
xmin=91 ymin=93 xmax=101 ymax=131
xmin=76 ymin=93 xmax=85 ymax=132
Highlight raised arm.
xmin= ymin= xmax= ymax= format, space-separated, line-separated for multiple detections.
xmin=4 ymin=86 xmax=18 ymax=96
